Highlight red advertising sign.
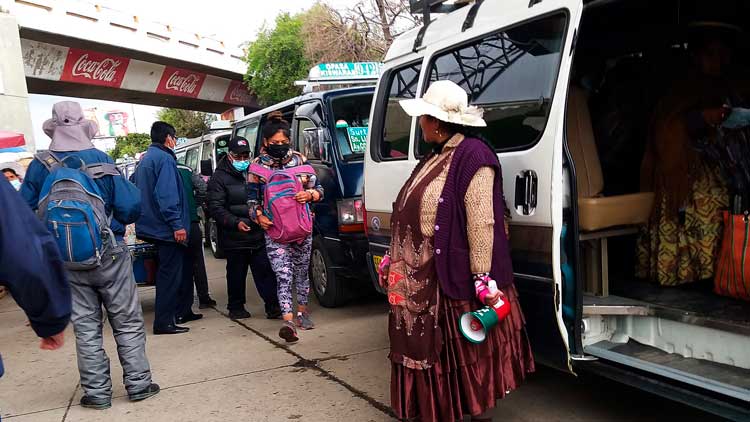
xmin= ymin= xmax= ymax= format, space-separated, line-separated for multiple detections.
xmin=156 ymin=67 xmax=206 ymax=98
xmin=223 ymin=80 xmax=255 ymax=106
xmin=61 ymin=48 xmax=130 ymax=88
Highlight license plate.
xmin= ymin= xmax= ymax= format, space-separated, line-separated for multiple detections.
xmin=372 ymin=255 xmax=383 ymax=269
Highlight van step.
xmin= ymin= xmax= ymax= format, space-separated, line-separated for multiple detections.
xmin=584 ymin=294 xmax=651 ymax=315
xmin=583 ymin=294 xmax=750 ymax=336
xmin=584 ymin=340 xmax=750 ymax=402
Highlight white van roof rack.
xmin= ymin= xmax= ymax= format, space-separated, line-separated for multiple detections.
xmin=409 ymin=0 xmax=481 ymax=51
xmin=209 ymin=120 xmax=232 ymax=131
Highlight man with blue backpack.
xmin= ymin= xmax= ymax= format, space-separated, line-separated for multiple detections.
xmin=21 ymin=101 xmax=159 ymax=410
xmin=132 ymin=121 xmax=196 ymax=334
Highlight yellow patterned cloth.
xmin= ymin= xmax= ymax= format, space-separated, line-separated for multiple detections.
xmin=636 ymin=161 xmax=728 ymax=286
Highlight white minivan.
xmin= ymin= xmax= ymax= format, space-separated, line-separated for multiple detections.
xmin=364 ymin=0 xmax=750 ymax=418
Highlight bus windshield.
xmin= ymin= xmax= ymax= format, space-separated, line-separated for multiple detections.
xmin=330 ymin=93 xmax=373 ymax=160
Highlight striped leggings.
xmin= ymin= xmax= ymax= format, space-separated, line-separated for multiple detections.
xmin=265 ymin=235 xmax=312 ymax=315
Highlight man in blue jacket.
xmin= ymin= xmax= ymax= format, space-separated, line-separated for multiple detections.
xmin=0 ymin=178 xmax=70 ymax=379
xmin=22 ymin=101 xmax=159 ymax=410
xmin=132 ymin=121 xmax=195 ymax=335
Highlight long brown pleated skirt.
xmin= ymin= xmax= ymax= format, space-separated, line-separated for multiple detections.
xmin=390 ymin=284 xmax=535 ymax=422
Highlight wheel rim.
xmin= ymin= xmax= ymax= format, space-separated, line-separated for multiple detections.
xmin=209 ymin=221 xmax=219 ymax=254
xmin=311 ymin=248 xmax=327 ymax=297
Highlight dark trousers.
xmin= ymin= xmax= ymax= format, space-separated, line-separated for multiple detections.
xmin=154 ymin=241 xmax=193 ymax=328
xmin=187 ymin=221 xmax=210 ymax=301
xmin=225 ymin=247 xmax=279 ymax=312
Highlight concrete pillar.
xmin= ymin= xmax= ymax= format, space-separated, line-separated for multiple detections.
xmin=0 ymin=11 xmax=35 ymax=152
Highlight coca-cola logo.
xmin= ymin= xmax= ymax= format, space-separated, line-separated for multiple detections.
xmin=61 ymin=48 xmax=130 ymax=87
xmin=156 ymin=67 xmax=206 ymax=98
xmin=165 ymin=72 xmax=200 ymax=94
xmin=71 ymin=54 xmax=122 ymax=82
xmin=229 ymin=84 xmax=252 ymax=103
xmin=224 ymin=80 xmax=254 ymax=106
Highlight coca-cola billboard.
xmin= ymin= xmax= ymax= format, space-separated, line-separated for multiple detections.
xmin=156 ymin=67 xmax=206 ymax=98
xmin=61 ymin=48 xmax=130 ymax=87
xmin=223 ymin=80 xmax=254 ymax=106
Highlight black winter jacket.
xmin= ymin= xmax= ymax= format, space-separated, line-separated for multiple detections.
xmin=207 ymin=157 xmax=264 ymax=251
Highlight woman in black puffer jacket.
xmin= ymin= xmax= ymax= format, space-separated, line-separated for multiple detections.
xmin=207 ymin=136 xmax=280 ymax=320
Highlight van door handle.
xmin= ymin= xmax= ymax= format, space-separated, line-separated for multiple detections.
xmin=514 ymin=170 xmax=538 ymax=216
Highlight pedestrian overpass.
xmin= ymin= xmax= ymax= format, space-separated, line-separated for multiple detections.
xmin=0 ymin=0 xmax=260 ymax=150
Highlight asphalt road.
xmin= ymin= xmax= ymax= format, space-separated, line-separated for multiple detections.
xmin=0 ymin=252 xmax=726 ymax=421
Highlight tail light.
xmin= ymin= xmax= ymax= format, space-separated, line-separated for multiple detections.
xmin=338 ymin=197 xmax=365 ymax=233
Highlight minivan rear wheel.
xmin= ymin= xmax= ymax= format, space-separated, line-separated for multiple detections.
xmin=311 ymin=236 xmax=344 ymax=308
xmin=208 ymin=219 xmax=225 ymax=259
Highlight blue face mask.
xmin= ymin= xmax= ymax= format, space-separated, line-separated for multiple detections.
xmin=10 ymin=179 xmax=21 ymax=191
xmin=232 ymin=160 xmax=249 ymax=172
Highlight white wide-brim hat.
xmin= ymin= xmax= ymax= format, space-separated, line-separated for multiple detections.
xmin=399 ymin=80 xmax=487 ymax=127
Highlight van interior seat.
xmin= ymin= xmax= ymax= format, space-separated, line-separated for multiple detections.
xmin=566 ymin=85 xmax=655 ymax=232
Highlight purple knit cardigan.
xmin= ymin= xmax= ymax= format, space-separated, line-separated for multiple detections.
xmin=433 ymin=137 xmax=514 ymax=300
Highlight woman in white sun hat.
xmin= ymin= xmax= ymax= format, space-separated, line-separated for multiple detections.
xmin=379 ymin=80 xmax=534 ymax=422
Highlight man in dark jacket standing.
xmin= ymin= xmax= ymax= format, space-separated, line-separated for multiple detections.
xmin=177 ymin=162 xmax=216 ymax=310
xmin=207 ymin=136 xmax=280 ymax=320
xmin=0 ymin=178 xmax=70 ymax=378
xmin=133 ymin=121 xmax=195 ymax=335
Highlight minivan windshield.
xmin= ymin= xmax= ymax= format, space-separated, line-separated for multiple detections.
xmin=330 ymin=93 xmax=374 ymax=160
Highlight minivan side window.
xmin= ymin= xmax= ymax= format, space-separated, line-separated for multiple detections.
xmin=375 ymin=62 xmax=422 ymax=160
xmin=186 ymin=147 xmax=200 ymax=172
xmin=202 ymin=141 xmax=213 ymax=162
xmin=425 ymin=13 xmax=567 ymax=153
xmin=296 ymin=119 xmax=320 ymax=160
xmin=235 ymin=122 xmax=259 ymax=158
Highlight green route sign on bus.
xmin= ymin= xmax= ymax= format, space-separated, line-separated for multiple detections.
xmin=347 ymin=127 xmax=368 ymax=153
xmin=311 ymin=62 xmax=383 ymax=81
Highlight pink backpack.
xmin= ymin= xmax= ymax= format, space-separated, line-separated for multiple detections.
xmin=249 ymin=163 xmax=316 ymax=244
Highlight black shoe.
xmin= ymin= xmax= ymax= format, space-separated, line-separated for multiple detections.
xmin=80 ymin=395 xmax=112 ymax=410
xmin=198 ymin=298 xmax=217 ymax=309
xmin=176 ymin=313 xmax=203 ymax=324
xmin=265 ymin=305 xmax=282 ymax=320
xmin=129 ymin=383 xmax=160 ymax=402
xmin=153 ymin=325 xmax=190 ymax=335
xmin=228 ymin=309 xmax=251 ymax=320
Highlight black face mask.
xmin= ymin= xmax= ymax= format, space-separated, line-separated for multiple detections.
xmin=267 ymin=143 xmax=290 ymax=159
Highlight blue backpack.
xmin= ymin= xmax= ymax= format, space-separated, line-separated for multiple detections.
xmin=36 ymin=152 xmax=119 ymax=270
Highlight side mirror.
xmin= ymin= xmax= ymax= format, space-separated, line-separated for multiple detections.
xmin=200 ymin=159 xmax=213 ymax=177
xmin=303 ymin=127 xmax=332 ymax=164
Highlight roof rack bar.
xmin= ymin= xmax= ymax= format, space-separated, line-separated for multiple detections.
xmin=462 ymin=0 xmax=484 ymax=32
xmin=412 ymin=0 xmax=432 ymax=52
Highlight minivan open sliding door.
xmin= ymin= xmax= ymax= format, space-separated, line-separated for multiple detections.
xmin=418 ymin=0 xmax=583 ymax=372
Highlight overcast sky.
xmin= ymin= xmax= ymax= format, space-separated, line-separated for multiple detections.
xmin=105 ymin=0 xmax=356 ymax=48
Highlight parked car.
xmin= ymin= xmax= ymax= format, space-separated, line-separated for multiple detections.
xmin=208 ymin=87 xmax=375 ymax=307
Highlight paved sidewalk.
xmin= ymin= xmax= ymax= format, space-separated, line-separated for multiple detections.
xmin=0 ymin=256 xmax=394 ymax=422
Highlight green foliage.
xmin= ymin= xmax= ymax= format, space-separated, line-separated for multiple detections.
xmin=111 ymin=133 xmax=150 ymax=160
xmin=156 ymin=108 xmax=216 ymax=138
xmin=244 ymin=13 xmax=310 ymax=106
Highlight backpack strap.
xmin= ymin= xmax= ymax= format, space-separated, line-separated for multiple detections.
xmin=284 ymin=164 xmax=316 ymax=177
xmin=34 ymin=151 xmax=63 ymax=173
xmin=248 ymin=163 xmax=273 ymax=180
xmin=86 ymin=163 xmax=120 ymax=179
xmin=35 ymin=151 xmax=118 ymax=180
